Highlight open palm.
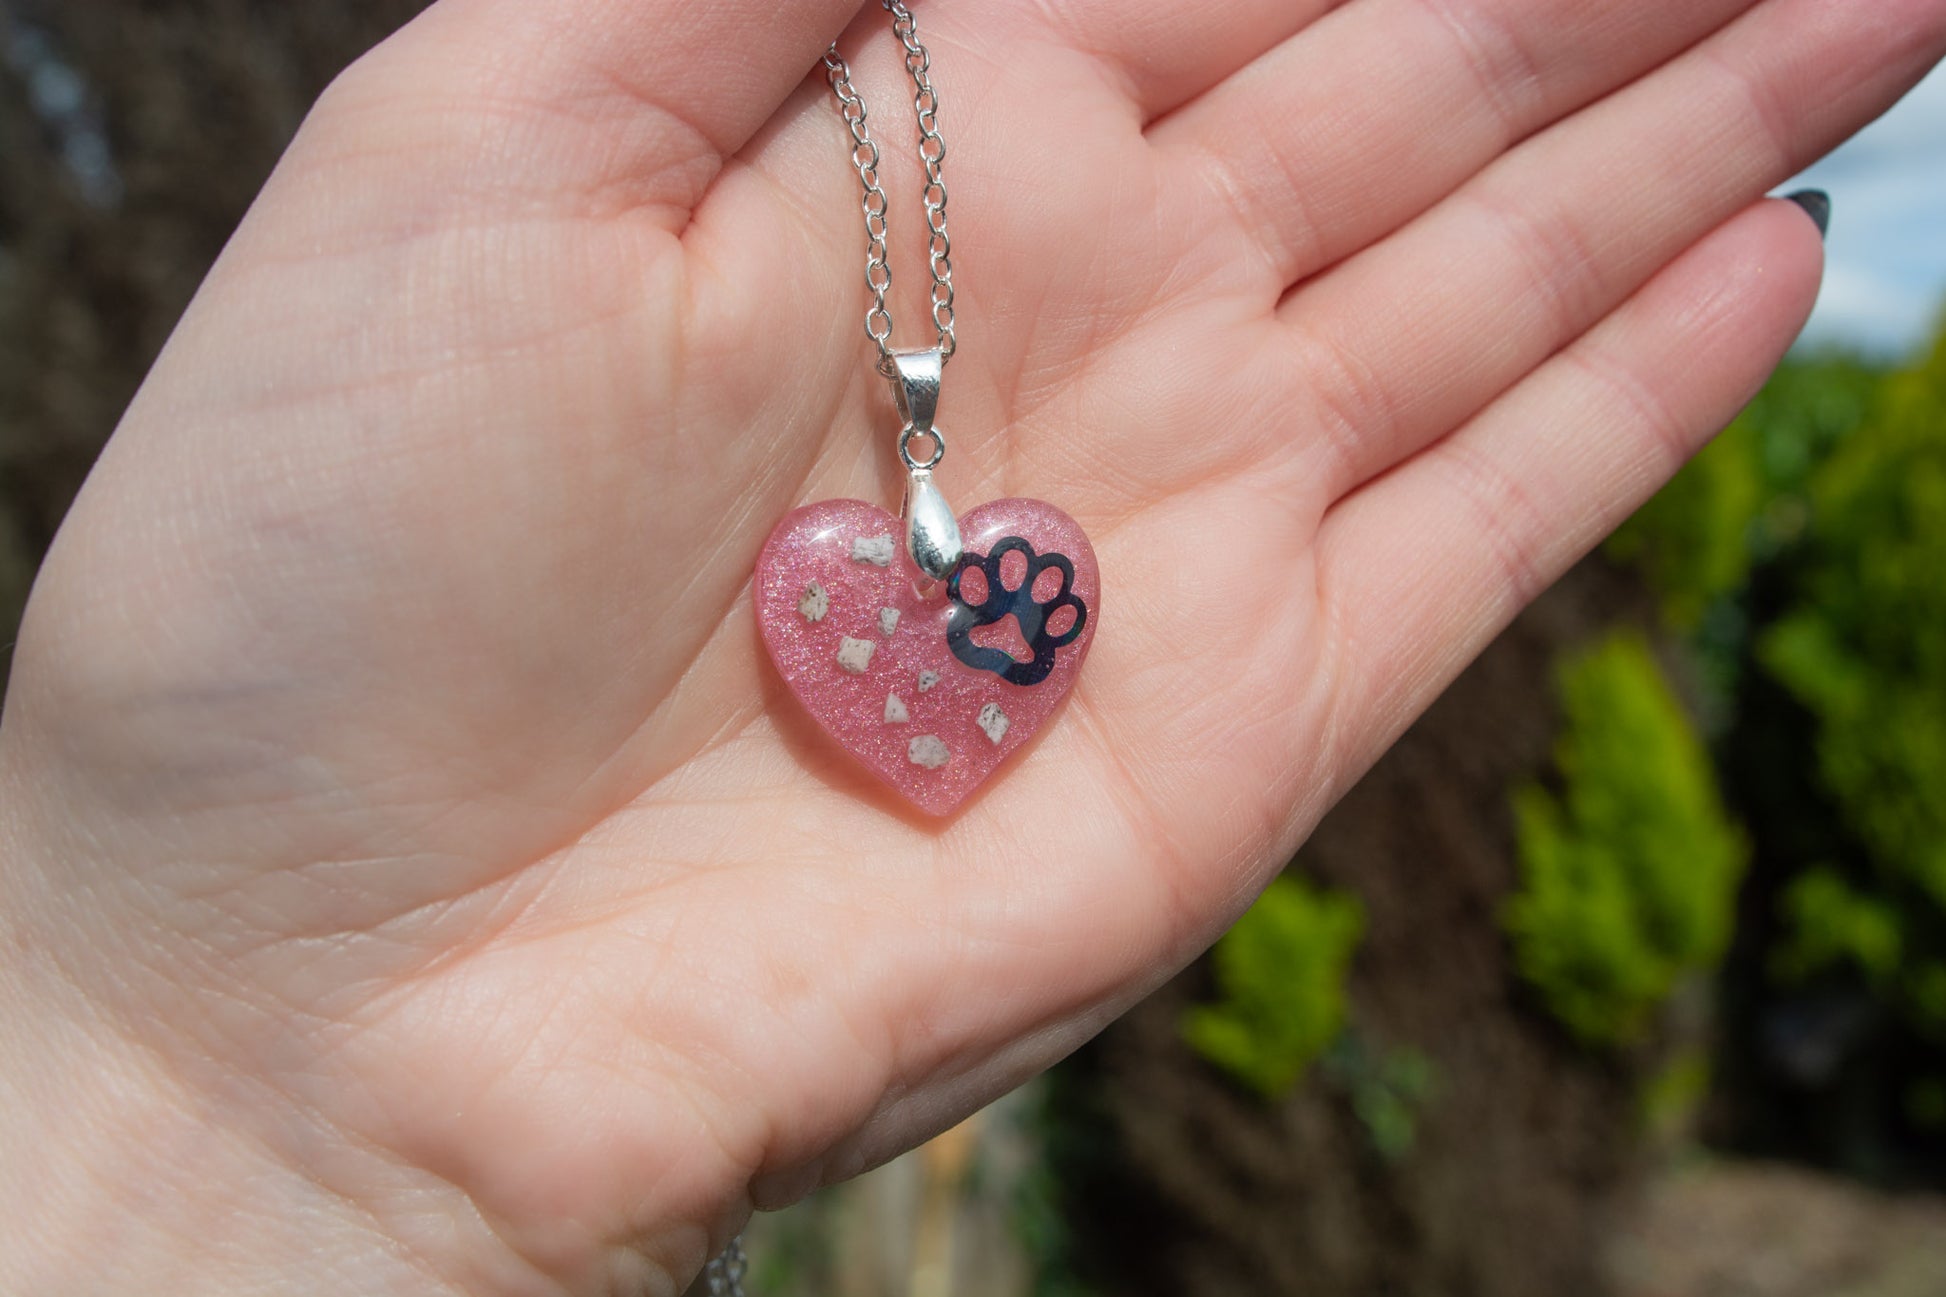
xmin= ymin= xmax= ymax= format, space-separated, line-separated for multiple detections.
xmin=4 ymin=0 xmax=1941 ymax=1292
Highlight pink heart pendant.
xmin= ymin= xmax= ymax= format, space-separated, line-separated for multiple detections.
xmin=756 ymin=497 xmax=1099 ymax=816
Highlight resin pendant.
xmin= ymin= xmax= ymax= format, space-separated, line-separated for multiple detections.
xmin=755 ymin=496 xmax=1098 ymax=816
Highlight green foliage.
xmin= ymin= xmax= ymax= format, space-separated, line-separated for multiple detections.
xmin=1761 ymin=329 xmax=1946 ymax=927
xmin=1909 ymin=965 xmax=1946 ymax=1037
xmin=1010 ymin=1079 xmax=1100 ymax=1297
xmin=1607 ymin=417 xmax=1763 ymax=630
xmin=1323 ymin=1038 xmax=1437 ymax=1162
xmin=1738 ymin=353 xmax=1887 ymax=512
xmin=1183 ymin=876 xmax=1364 ymax=1098
xmin=1504 ymin=632 xmax=1748 ymax=1046
xmin=1908 ymin=1077 xmax=1946 ymax=1132
xmin=1596 ymin=327 xmax=1946 ymax=1168
xmin=1013 ymin=1161 xmax=1102 ymax=1297
xmin=1639 ymin=1049 xmax=1712 ymax=1143
xmin=1608 ymin=352 xmax=1883 ymax=635
xmin=1771 ymin=868 xmax=1903 ymax=988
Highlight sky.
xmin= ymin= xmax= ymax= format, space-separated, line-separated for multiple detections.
xmin=1789 ymin=62 xmax=1946 ymax=356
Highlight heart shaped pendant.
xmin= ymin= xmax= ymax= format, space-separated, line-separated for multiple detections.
xmin=755 ymin=496 xmax=1098 ymax=816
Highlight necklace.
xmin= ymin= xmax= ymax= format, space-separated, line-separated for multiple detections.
xmin=753 ymin=0 xmax=1100 ymax=817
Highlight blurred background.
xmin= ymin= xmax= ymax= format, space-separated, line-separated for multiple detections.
xmin=3 ymin=4 xmax=1944 ymax=1295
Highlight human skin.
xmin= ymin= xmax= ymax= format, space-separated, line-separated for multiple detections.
xmin=0 ymin=0 xmax=1940 ymax=1292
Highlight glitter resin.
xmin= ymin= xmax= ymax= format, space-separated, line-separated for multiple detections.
xmin=756 ymin=497 xmax=1098 ymax=816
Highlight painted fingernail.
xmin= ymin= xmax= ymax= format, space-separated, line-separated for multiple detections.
xmin=1785 ymin=189 xmax=1830 ymax=238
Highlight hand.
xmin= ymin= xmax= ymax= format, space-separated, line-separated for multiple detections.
xmin=2 ymin=0 xmax=1938 ymax=1292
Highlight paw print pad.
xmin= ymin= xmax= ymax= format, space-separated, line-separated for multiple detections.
xmin=946 ymin=537 xmax=1088 ymax=686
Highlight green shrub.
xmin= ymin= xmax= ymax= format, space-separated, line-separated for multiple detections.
xmin=1755 ymin=326 xmax=1946 ymax=1043
xmin=1606 ymin=354 xmax=1882 ymax=633
xmin=1738 ymin=354 xmax=1886 ymax=519
xmin=1606 ymin=416 xmax=1763 ymax=630
xmin=1761 ymin=329 xmax=1946 ymax=929
xmin=1504 ymin=632 xmax=1748 ymax=1047
xmin=1771 ymin=867 xmax=1903 ymax=988
xmin=1183 ymin=876 xmax=1364 ymax=1098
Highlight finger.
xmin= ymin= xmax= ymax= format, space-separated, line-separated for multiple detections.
xmin=1150 ymin=0 xmax=1762 ymax=290
xmin=1275 ymin=0 xmax=1946 ymax=507
xmin=1314 ymin=197 xmax=1823 ymax=774
xmin=1008 ymin=0 xmax=1339 ymax=122
xmin=309 ymin=0 xmax=871 ymax=229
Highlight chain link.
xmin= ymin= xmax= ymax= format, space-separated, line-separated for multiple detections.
xmin=702 ymin=1236 xmax=747 ymax=1297
xmin=824 ymin=0 xmax=957 ymax=375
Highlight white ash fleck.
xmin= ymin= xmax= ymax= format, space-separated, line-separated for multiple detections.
xmin=797 ymin=581 xmax=829 ymax=623
xmin=977 ymin=702 xmax=1010 ymax=745
xmin=884 ymin=693 xmax=910 ymax=724
xmin=917 ymin=669 xmax=940 ymax=693
xmin=851 ymin=535 xmax=896 ymax=566
xmin=836 ymin=637 xmax=876 ymax=675
xmin=908 ymin=735 xmax=950 ymax=769
xmin=878 ymin=607 xmax=901 ymax=637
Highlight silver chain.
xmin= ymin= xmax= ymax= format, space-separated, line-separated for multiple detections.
xmin=696 ymin=15 xmax=957 ymax=1294
xmin=823 ymin=0 xmax=957 ymax=376
xmin=702 ymin=1237 xmax=747 ymax=1297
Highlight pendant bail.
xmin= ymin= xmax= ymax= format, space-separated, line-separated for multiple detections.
xmin=887 ymin=348 xmax=961 ymax=580
xmin=889 ymin=347 xmax=945 ymax=471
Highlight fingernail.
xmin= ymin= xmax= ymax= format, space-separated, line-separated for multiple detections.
xmin=1785 ymin=189 xmax=1830 ymax=238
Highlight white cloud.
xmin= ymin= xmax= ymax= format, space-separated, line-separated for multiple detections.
xmin=1788 ymin=64 xmax=1946 ymax=356
xmin=1799 ymin=262 xmax=1940 ymax=354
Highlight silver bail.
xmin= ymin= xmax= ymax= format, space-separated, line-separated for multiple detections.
xmin=889 ymin=349 xmax=962 ymax=581
xmin=889 ymin=347 xmax=942 ymax=434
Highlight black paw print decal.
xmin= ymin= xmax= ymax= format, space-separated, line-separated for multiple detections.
xmin=946 ymin=537 xmax=1088 ymax=686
